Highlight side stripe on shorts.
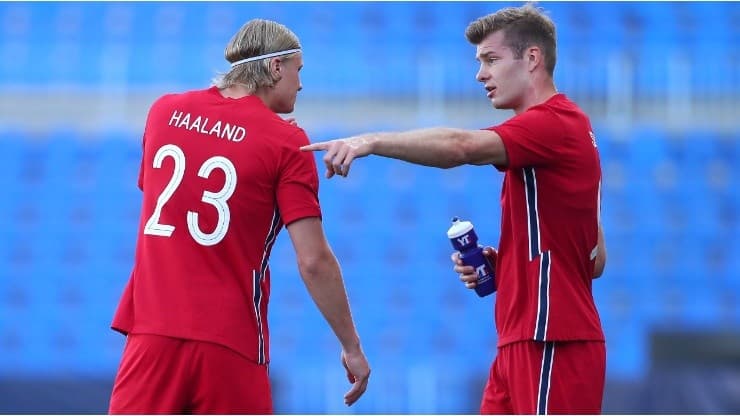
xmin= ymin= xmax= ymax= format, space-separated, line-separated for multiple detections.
xmin=537 ymin=342 xmax=555 ymax=415
xmin=252 ymin=270 xmax=265 ymax=364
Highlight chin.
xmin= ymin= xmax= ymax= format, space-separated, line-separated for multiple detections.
xmin=274 ymin=105 xmax=294 ymax=114
xmin=280 ymin=100 xmax=296 ymax=114
xmin=492 ymin=99 xmax=511 ymax=110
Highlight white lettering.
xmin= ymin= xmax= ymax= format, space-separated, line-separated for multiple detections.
xmin=476 ymin=264 xmax=488 ymax=278
xmin=457 ymin=235 xmax=470 ymax=246
xmin=168 ymin=110 xmax=183 ymax=126
xmin=177 ymin=113 xmax=191 ymax=129
xmin=199 ymin=117 xmax=210 ymax=134
xmin=166 ymin=110 xmax=247 ymax=143
xmin=208 ymin=121 xmax=222 ymax=137
xmin=222 ymin=123 xmax=236 ymax=140
xmin=189 ymin=115 xmax=202 ymax=132
xmin=232 ymin=127 xmax=246 ymax=142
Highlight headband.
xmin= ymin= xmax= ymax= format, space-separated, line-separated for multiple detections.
xmin=230 ymin=48 xmax=302 ymax=68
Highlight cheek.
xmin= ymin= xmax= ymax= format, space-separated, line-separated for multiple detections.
xmin=500 ymin=64 xmax=516 ymax=80
xmin=500 ymin=65 xmax=523 ymax=89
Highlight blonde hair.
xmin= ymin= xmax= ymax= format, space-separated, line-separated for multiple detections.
xmin=212 ymin=19 xmax=301 ymax=92
xmin=465 ymin=3 xmax=557 ymax=76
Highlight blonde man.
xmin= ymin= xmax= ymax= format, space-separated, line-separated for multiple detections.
xmin=109 ymin=19 xmax=370 ymax=414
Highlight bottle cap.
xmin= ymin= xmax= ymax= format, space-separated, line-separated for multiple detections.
xmin=447 ymin=217 xmax=474 ymax=239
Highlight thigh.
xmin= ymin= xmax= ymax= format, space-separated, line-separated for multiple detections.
xmin=501 ymin=341 xmax=544 ymax=414
xmin=109 ymin=334 xmax=190 ymax=414
xmin=480 ymin=354 xmax=514 ymax=415
xmin=505 ymin=340 xmax=605 ymax=415
xmin=189 ymin=341 xmax=273 ymax=414
xmin=546 ymin=341 xmax=605 ymax=414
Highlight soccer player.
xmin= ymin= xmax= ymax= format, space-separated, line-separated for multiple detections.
xmin=301 ymin=4 xmax=606 ymax=414
xmin=108 ymin=19 xmax=370 ymax=414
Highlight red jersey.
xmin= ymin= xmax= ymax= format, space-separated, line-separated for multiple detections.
xmin=112 ymin=87 xmax=321 ymax=365
xmin=488 ymin=94 xmax=604 ymax=347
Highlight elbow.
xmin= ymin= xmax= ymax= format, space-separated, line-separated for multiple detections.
xmin=297 ymin=249 xmax=334 ymax=280
xmin=441 ymin=129 xmax=472 ymax=168
xmin=297 ymin=256 xmax=322 ymax=279
xmin=592 ymin=255 xmax=606 ymax=279
xmin=439 ymin=158 xmax=464 ymax=169
xmin=593 ymin=265 xmax=605 ymax=279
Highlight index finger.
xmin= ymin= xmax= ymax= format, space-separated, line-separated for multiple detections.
xmin=300 ymin=141 xmax=331 ymax=152
xmin=344 ymin=375 xmax=369 ymax=406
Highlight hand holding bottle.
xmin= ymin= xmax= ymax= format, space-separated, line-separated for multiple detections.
xmin=452 ymin=246 xmax=497 ymax=292
xmin=447 ymin=217 xmax=497 ymax=297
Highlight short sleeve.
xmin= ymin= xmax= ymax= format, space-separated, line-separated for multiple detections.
xmin=138 ymin=96 xmax=165 ymax=191
xmin=137 ymin=133 xmax=145 ymax=191
xmin=276 ymin=130 xmax=322 ymax=225
xmin=489 ymin=106 xmax=566 ymax=171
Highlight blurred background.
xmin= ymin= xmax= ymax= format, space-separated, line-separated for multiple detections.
xmin=1 ymin=1 xmax=739 ymax=413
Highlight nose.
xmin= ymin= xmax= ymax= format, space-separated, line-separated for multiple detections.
xmin=476 ymin=66 xmax=488 ymax=83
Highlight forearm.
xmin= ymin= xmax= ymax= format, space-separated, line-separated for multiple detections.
xmin=367 ymin=128 xmax=470 ymax=168
xmin=299 ymin=254 xmax=361 ymax=351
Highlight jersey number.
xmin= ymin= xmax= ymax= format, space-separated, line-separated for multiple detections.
xmin=143 ymin=144 xmax=237 ymax=246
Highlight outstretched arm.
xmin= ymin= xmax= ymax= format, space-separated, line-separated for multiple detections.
xmin=286 ymin=216 xmax=370 ymax=405
xmin=300 ymin=127 xmax=508 ymax=178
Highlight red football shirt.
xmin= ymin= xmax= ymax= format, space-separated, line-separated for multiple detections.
xmin=112 ymin=87 xmax=321 ymax=364
xmin=488 ymin=94 xmax=605 ymax=347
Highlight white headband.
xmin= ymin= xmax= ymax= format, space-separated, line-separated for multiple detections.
xmin=230 ymin=48 xmax=302 ymax=68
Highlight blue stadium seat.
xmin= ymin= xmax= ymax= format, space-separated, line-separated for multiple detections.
xmin=601 ymin=316 xmax=648 ymax=380
xmin=1 ymin=1 xmax=740 ymax=395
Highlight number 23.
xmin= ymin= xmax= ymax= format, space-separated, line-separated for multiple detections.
xmin=143 ymin=144 xmax=236 ymax=246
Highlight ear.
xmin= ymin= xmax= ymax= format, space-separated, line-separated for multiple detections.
xmin=527 ymin=46 xmax=541 ymax=72
xmin=270 ymin=57 xmax=282 ymax=79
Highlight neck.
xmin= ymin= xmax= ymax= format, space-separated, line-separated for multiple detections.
xmin=219 ymin=84 xmax=273 ymax=108
xmin=219 ymin=84 xmax=251 ymax=99
xmin=514 ymin=79 xmax=558 ymax=115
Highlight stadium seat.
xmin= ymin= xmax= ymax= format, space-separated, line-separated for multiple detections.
xmin=0 ymin=4 xmax=738 ymax=407
xmin=601 ymin=316 xmax=649 ymax=380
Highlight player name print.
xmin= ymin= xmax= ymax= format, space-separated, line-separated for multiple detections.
xmin=168 ymin=110 xmax=246 ymax=142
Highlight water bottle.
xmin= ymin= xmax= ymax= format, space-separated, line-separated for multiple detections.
xmin=447 ymin=217 xmax=496 ymax=297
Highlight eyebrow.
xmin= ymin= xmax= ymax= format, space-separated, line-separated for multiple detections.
xmin=476 ymin=51 xmax=497 ymax=61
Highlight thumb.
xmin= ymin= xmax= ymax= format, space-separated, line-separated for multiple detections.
xmin=483 ymin=246 xmax=497 ymax=264
xmin=342 ymin=354 xmax=355 ymax=383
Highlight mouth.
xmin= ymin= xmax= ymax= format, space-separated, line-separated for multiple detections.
xmin=485 ymin=86 xmax=496 ymax=98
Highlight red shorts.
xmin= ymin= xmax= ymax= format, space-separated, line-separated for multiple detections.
xmin=481 ymin=340 xmax=605 ymax=415
xmin=109 ymin=334 xmax=272 ymax=414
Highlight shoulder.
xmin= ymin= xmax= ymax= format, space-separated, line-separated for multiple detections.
xmin=263 ymin=117 xmax=310 ymax=147
xmin=542 ymin=94 xmax=589 ymax=122
xmin=494 ymin=100 xmax=564 ymax=138
xmin=283 ymin=125 xmax=310 ymax=146
xmin=527 ymin=94 xmax=573 ymax=119
xmin=510 ymin=94 xmax=584 ymax=133
xmin=149 ymin=89 xmax=209 ymax=111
